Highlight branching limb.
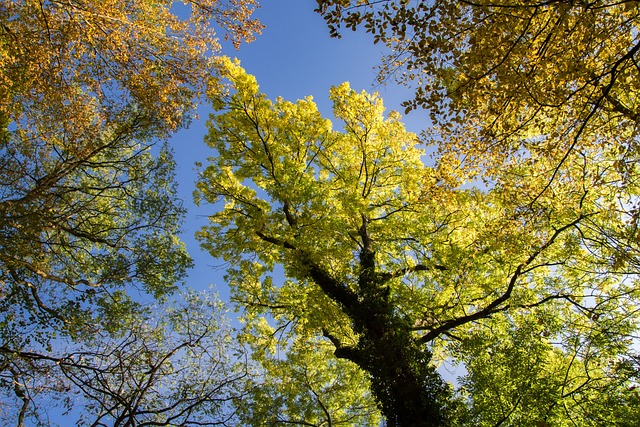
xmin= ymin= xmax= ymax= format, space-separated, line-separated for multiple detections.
xmin=419 ymin=214 xmax=586 ymax=343
xmin=9 ymin=367 xmax=30 ymax=427
xmin=8 ymin=270 xmax=70 ymax=325
xmin=255 ymin=230 xmax=359 ymax=312
xmin=322 ymin=329 xmax=363 ymax=365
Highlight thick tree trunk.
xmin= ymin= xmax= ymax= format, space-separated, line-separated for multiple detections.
xmin=316 ymin=216 xmax=451 ymax=427
xmin=344 ymin=290 xmax=450 ymax=427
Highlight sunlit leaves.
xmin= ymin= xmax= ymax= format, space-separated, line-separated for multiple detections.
xmin=198 ymin=61 xmax=640 ymax=426
xmin=1 ymin=0 xmax=262 ymax=135
xmin=237 ymin=330 xmax=381 ymax=427
xmin=315 ymin=0 xmax=640 ymax=184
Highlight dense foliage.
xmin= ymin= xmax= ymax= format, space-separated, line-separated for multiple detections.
xmin=315 ymin=0 xmax=640 ymax=176
xmin=197 ymin=59 xmax=640 ymax=426
xmin=0 ymin=1 xmax=261 ymax=424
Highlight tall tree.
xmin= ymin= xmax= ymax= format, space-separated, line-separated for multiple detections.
xmin=0 ymin=1 xmax=261 ymax=423
xmin=197 ymin=59 xmax=640 ymax=426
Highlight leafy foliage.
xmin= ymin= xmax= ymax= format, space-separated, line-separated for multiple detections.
xmin=236 ymin=330 xmax=381 ymax=427
xmin=1 ymin=0 xmax=262 ymax=135
xmin=314 ymin=0 xmax=640 ymax=178
xmin=0 ymin=1 xmax=262 ymax=424
xmin=197 ymin=60 xmax=640 ymax=426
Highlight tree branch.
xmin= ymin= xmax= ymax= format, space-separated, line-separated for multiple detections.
xmin=255 ymin=231 xmax=296 ymax=250
xmin=255 ymin=231 xmax=360 ymax=312
xmin=322 ymin=329 xmax=363 ymax=365
xmin=419 ymin=214 xmax=585 ymax=343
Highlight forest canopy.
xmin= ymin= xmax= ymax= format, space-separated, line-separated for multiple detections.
xmin=0 ymin=1 xmax=261 ymax=424
xmin=2 ymin=1 xmax=640 ymax=426
xmin=196 ymin=58 xmax=640 ymax=426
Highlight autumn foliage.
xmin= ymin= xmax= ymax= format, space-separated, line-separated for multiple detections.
xmin=0 ymin=1 xmax=261 ymax=424
xmin=197 ymin=59 xmax=640 ymax=426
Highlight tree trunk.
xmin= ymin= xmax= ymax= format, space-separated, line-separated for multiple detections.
xmin=345 ymin=287 xmax=450 ymax=427
xmin=316 ymin=219 xmax=451 ymax=427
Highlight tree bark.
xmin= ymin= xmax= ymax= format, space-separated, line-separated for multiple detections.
xmin=315 ymin=216 xmax=451 ymax=427
xmin=345 ymin=280 xmax=450 ymax=427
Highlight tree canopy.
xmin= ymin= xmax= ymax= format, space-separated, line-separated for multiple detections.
xmin=196 ymin=59 xmax=640 ymax=426
xmin=0 ymin=1 xmax=261 ymax=424
xmin=4 ymin=1 xmax=640 ymax=425
xmin=315 ymin=0 xmax=640 ymax=178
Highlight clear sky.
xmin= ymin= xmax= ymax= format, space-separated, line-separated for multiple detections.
xmin=172 ymin=0 xmax=431 ymax=297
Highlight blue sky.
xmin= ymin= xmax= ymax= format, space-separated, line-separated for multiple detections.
xmin=172 ymin=0 xmax=431 ymax=296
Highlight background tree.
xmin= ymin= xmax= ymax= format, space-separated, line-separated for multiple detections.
xmin=1 ymin=291 xmax=247 ymax=426
xmin=0 ymin=0 xmax=261 ymax=424
xmin=197 ymin=60 xmax=640 ymax=426
xmin=314 ymin=0 xmax=640 ymax=180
